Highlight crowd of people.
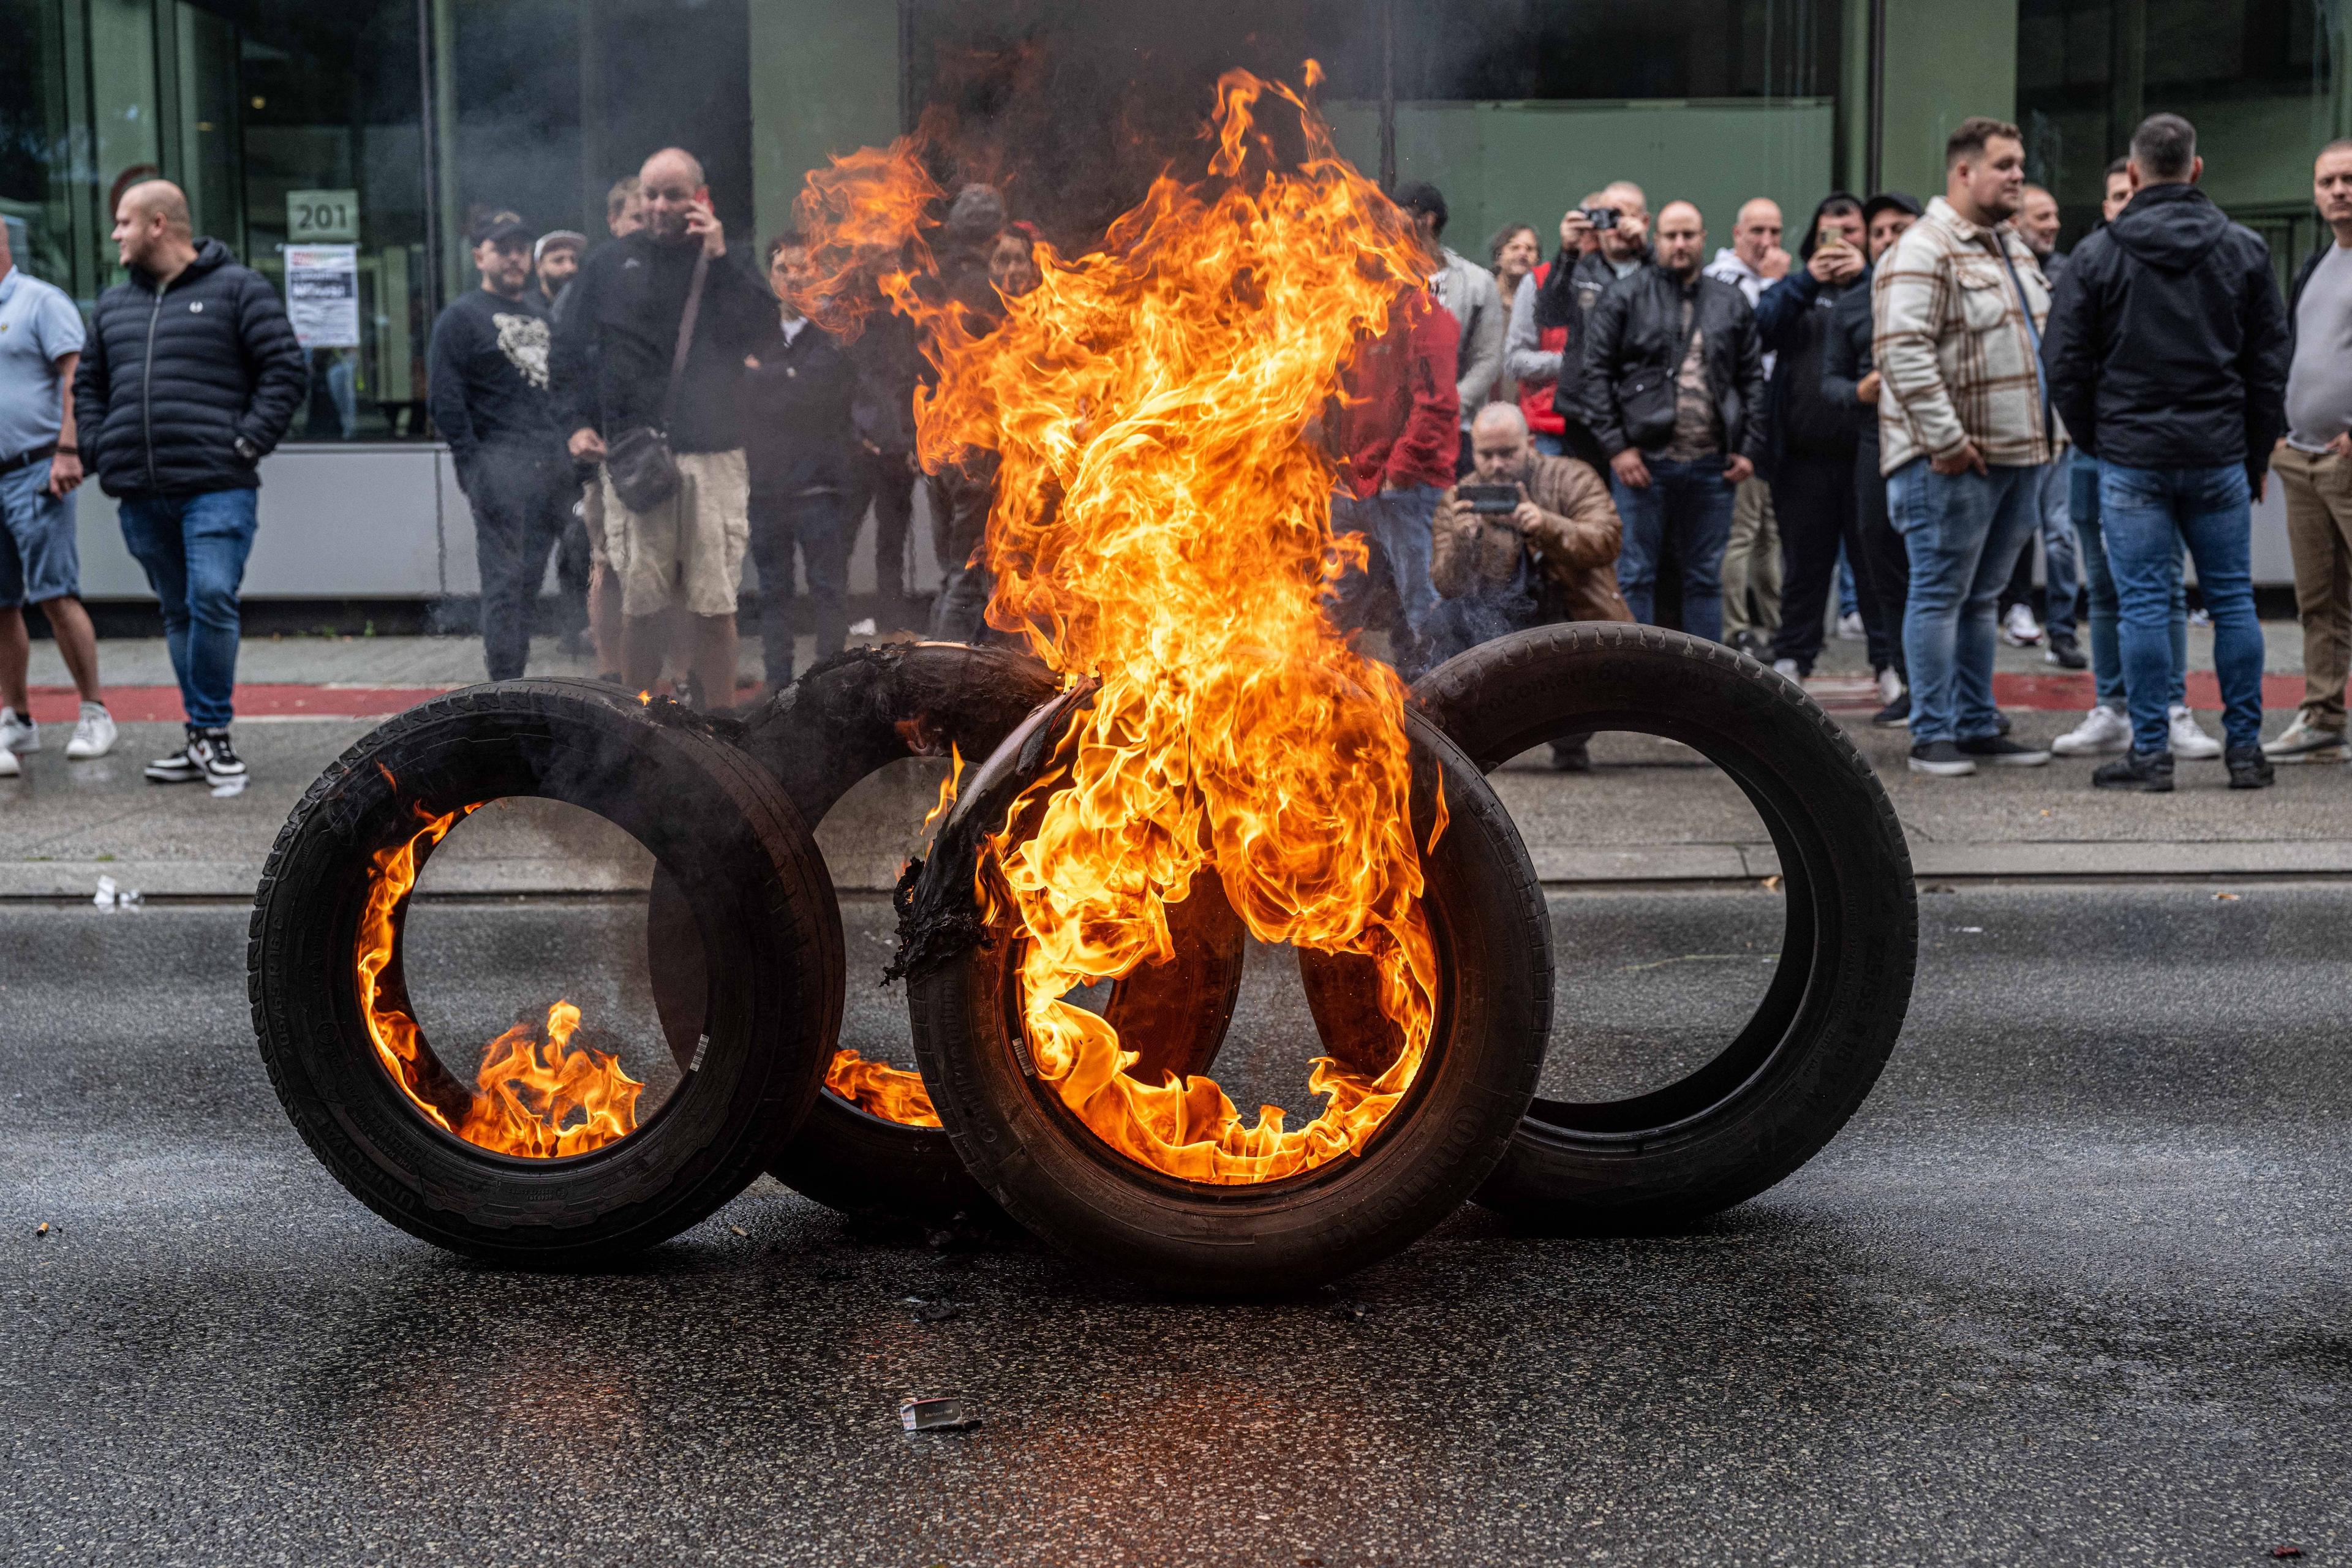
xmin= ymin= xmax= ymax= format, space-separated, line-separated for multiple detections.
xmin=1340 ymin=110 xmax=2344 ymax=791
xmin=5 ymin=115 xmax=2352 ymax=799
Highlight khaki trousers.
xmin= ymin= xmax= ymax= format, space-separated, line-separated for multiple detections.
xmin=2275 ymin=443 xmax=2352 ymax=728
xmin=1722 ymin=475 xmax=1781 ymax=638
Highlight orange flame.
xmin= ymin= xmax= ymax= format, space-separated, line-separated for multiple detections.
xmin=824 ymin=1047 xmax=943 ymax=1126
xmin=356 ymin=807 xmax=645 ymax=1157
xmin=798 ymin=71 xmax=1439 ymax=1183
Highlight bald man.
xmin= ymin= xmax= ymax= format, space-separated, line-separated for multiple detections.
xmin=73 ymin=178 xmax=304 ymax=787
xmin=1705 ymin=197 xmax=1795 ymax=652
xmin=551 ymin=146 xmax=772 ymax=706
xmin=1580 ymin=199 xmax=1769 ymax=644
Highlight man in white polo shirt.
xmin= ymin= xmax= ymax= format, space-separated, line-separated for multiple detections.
xmin=0 ymin=218 xmax=113 ymax=777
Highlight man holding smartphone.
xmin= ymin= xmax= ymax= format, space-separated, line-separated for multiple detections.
xmin=551 ymin=147 xmax=771 ymax=706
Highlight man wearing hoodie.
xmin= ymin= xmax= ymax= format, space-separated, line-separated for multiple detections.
xmin=1395 ymin=183 xmax=1504 ymax=477
xmin=73 ymin=179 xmax=304 ymax=788
xmin=2043 ymin=112 xmax=2290 ymax=792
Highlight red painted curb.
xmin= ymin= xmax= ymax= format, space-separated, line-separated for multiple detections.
xmin=27 ymin=684 xmax=455 ymax=724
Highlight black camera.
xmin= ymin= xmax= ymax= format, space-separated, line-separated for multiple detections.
xmin=1457 ymin=483 xmax=1521 ymax=516
xmin=1580 ymin=206 xmax=1620 ymax=231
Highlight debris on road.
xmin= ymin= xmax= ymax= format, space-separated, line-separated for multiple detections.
xmin=2271 ymin=1548 xmax=2302 ymax=1559
xmin=899 ymin=1393 xmax=981 ymax=1432
xmin=92 ymin=876 xmax=143 ymax=910
xmin=36 ymin=1221 xmax=52 ymax=1237
xmin=2214 ymin=892 xmax=2241 ymax=903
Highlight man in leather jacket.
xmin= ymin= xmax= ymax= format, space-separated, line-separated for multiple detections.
xmin=1578 ymin=200 xmax=1768 ymax=644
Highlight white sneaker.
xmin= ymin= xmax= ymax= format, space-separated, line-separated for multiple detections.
xmin=1772 ymin=657 xmax=1801 ymax=679
xmin=1877 ymin=666 xmax=1905 ymax=705
xmin=2051 ymin=704 xmax=2130 ymax=756
xmin=2000 ymin=603 xmax=2043 ymax=646
xmin=2262 ymin=712 xmax=2351 ymax=763
xmin=1836 ymin=611 xmax=1866 ymax=641
xmin=66 ymin=703 xmax=116 ymax=760
xmin=0 ymin=744 xmax=17 ymax=778
xmin=0 ymin=706 xmax=37 ymax=754
xmin=2168 ymin=704 xmax=2222 ymax=760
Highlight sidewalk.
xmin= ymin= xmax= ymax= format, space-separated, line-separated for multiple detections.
xmin=5 ymin=624 xmax=2348 ymax=899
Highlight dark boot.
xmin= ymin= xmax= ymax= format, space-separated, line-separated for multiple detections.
xmin=2226 ymin=745 xmax=2275 ymax=790
xmin=1550 ymin=737 xmax=1591 ymax=773
xmin=2092 ymin=748 xmax=2175 ymax=792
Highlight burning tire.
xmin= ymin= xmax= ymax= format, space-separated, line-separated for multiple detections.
xmin=1412 ymin=622 xmax=1917 ymax=1233
xmin=249 ymin=679 xmax=843 ymax=1265
xmin=902 ymin=698 xmax=1552 ymax=1296
xmin=644 ymin=643 xmax=1248 ymax=1223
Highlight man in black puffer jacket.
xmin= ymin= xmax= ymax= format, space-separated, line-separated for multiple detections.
xmin=74 ymin=179 xmax=304 ymax=789
xmin=2042 ymin=113 xmax=2290 ymax=791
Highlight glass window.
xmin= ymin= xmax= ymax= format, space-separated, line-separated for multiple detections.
xmin=2019 ymin=0 xmax=2340 ymax=284
xmin=0 ymin=0 xmax=80 ymax=295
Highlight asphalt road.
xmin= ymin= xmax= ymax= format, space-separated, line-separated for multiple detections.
xmin=4 ymin=886 xmax=2348 ymax=1566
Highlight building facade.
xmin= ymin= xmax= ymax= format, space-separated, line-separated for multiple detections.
xmin=2 ymin=0 xmax=2340 ymax=600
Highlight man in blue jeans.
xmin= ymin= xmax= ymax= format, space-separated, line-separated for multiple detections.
xmin=72 ymin=180 xmax=303 ymax=788
xmin=2042 ymin=113 xmax=2290 ymax=791
xmin=1580 ymin=201 xmax=1767 ymax=643
xmin=1873 ymin=118 xmax=2061 ymax=777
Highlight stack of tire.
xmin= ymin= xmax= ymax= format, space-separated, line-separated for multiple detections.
xmin=251 ymin=625 xmax=1917 ymax=1295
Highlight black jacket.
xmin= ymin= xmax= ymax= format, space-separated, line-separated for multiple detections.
xmin=1820 ymin=264 xmax=1879 ymax=445
xmin=2041 ymin=182 xmax=2290 ymax=477
xmin=845 ymin=309 xmax=922 ymax=454
xmin=741 ymin=316 xmax=855 ymax=498
xmin=426 ymin=288 xmax=563 ymax=473
xmin=1753 ymin=270 xmax=1861 ymax=470
xmin=1534 ymin=244 xmax=1648 ymax=451
xmin=548 ymin=231 xmax=772 ymax=454
xmin=1579 ymin=265 xmax=1768 ymax=462
xmin=72 ymin=238 xmax=306 ymax=498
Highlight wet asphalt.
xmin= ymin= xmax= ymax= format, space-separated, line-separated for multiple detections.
xmin=3 ymin=885 xmax=2348 ymax=1566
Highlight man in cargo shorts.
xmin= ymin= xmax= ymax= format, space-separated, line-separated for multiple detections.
xmin=552 ymin=149 xmax=769 ymax=706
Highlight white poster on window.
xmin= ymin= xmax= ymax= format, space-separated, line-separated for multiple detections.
xmin=285 ymin=244 xmax=360 ymax=349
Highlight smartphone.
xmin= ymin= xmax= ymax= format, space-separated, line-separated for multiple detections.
xmin=1457 ymin=483 xmax=1520 ymax=516
xmin=1580 ymin=206 xmax=1619 ymax=232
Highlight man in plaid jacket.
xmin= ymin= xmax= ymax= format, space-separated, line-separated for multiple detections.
xmin=1874 ymin=116 xmax=2061 ymax=777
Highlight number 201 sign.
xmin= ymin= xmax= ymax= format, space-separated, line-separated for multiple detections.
xmin=288 ymin=189 xmax=359 ymax=243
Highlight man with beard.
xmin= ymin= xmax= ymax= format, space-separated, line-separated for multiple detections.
xmin=552 ymin=147 xmax=771 ymax=706
xmin=1581 ymin=200 xmax=1768 ymax=646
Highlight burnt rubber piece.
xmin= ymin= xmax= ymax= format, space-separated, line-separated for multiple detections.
xmin=249 ymin=679 xmax=843 ymax=1265
xmin=1413 ymin=622 xmax=1918 ymax=1234
xmin=644 ymin=644 xmax=1245 ymax=1222
xmin=902 ymin=703 xmax=1553 ymax=1297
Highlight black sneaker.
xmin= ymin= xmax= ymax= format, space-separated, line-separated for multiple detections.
xmin=192 ymin=728 xmax=247 ymax=785
xmin=2226 ymin=745 xmax=2275 ymax=791
xmin=1956 ymin=734 xmax=2052 ymax=766
xmin=1871 ymin=693 xmax=1912 ymax=729
xmin=2092 ymin=748 xmax=2175 ymax=791
xmin=1991 ymin=708 xmax=2014 ymax=737
xmin=1908 ymin=740 xmax=1977 ymax=777
xmin=145 ymin=726 xmax=206 ymax=784
xmin=2044 ymin=634 xmax=2088 ymax=671
xmin=1550 ymin=737 xmax=1591 ymax=773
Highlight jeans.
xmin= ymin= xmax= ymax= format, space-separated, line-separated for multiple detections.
xmin=2031 ymin=458 xmax=2081 ymax=644
xmin=1613 ymin=456 xmax=1737 ymax=644
xmin=1771 ymin=449 xmax=1880 ymax=673
xmin=1329 ymin=484 xmax=1443 ymax=677
xmin=927 ymin=459 xmax=997 ymax=643
xmin=1887 ymin=459 xmax=2044 ymax=745
xmin=2098 ymin=462 xmax=2264 ymax=754
xmin=1852 ymin=437 xmax=1909 ymax=679
xmin=1531 ymin=431 xmax=1566 ymax=458
xmin=748 ymin=489 xmax=850 ymax=687
xmin=845 ymin=445 xmax=918 ymax=600
xmin=463 ymin=447 xmax=573 ymax=682
xmin=116 ymin=488 xmax=258 ymax=728
xmin=2070 ymin=451 xmax=2186 ymax=714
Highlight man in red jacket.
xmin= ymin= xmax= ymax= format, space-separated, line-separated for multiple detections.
xmin=1327 ymin=284 xmax=1461 ymax=676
